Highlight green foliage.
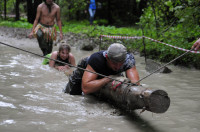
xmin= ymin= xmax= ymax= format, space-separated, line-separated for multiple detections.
xmin=0 ymin=0 xmax=16 ymax=14
xmin=93 ymin=19 xmax=108 ymax=25
xmin=0 ymin=19 xmax=32 ymax=29
xmin=0 ymin=9 xmax=200 ymax=69
xmin=138 ymin=0 xmax=200 ymax=69
xmin=60 ymin=20 xmax=142 ymax=38
xmin=59 ymin=0 xmax=87 ymax=21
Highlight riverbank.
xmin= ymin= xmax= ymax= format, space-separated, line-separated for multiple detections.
xmin=0 ymin=26 xmax=99 ymax=50
xmin=0 ymin=26 xmax=199 ymax=69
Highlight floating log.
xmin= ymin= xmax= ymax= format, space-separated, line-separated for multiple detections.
xmin=95 ymin=76 xmax=170 ymax=114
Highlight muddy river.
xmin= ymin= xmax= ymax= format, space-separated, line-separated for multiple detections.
xmin=0 ymin=34 xmax=200 ymax=132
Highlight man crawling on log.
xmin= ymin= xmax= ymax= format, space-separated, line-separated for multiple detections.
xmin=28 ymin=0 xmax=63 ymax=56
xmin=64 ymin=43 xmax=140 ymax=95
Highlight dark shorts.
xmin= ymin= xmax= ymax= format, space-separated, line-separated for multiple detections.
xmin=37 ymin=29 xmax=53 ymax=47
xmin=64 ymin=57 xmax=88 ymax=95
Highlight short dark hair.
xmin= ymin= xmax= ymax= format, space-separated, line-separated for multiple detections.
xmin=43 ymin=0 xmax=55 ymax=2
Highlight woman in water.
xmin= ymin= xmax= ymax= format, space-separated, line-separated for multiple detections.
xmin=43 ymin=42 xmax=76 ymax=71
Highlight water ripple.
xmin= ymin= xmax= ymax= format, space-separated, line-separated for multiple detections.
xmin=24 ymin=94 xmax=50 ymax=101
xmin=10 ymin=72 xmax=20 ymax=76
xmin=0 ymin=101 xmax=16 ymax=108
xmin=0 ymin=120 xmax=16 ymax=125
xmin=19 ymin=104 xmax=61 ymax=114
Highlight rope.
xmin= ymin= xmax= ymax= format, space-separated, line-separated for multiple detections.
xmin=143 ymin=36 xmax=200 ymax=54
xmin=0 ymin=41 xmax=194 ymax=85
xmin=135 ymin=48 xmax=194 ymax=83
xmin=100 ymin=34 xmax=196 ymax=83
xmin=100 ymin=35 xmax=200 ymax=54
xmin=0 ymin=41 xmax=136 ymax=86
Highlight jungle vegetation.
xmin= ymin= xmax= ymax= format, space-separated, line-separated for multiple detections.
xmin=0 ymin=0 xmax=199 ymax=69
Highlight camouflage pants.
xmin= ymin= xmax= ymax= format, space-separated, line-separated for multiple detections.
xmin=64 ymin=57 xmax=88 ymax=95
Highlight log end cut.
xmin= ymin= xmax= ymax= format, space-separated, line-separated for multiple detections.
xmin=146 ymin=90 xmax=170 ymax=113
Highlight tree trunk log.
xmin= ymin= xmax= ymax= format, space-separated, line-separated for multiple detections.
xmin=15 ymin=0 xmax=20 ymax=21
xmin=27 ymin=0 xmax=33 ymax=23
xmin=95 ymin=76 xmax=170 ymax=114
xmin=4 ymin=0 xmax=6 ymax=20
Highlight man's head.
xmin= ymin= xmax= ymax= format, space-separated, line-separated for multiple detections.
xmin=106 ymin=43 xmax=127 ymax=71
xmin=43 ymin=0 xmax=54 ymax=12
xmin=43 ymin=0 xmax=54 ymax=5
xmin=107 ymin=43 xmax=127 ymax=62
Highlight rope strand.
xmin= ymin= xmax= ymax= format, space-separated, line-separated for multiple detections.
xmin=136 ymin=48 xmax=194 ymax=84
xmin=0 ymin=41 xmax=193 ymax=85
xmin=0 ymin=41 xmax=136 ymax=86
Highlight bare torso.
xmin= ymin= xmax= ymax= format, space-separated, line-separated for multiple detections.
xmin=29 ymin=1 xmax=63 ymax=40
xmin=39 ymin=3 xmax=59 ymax=26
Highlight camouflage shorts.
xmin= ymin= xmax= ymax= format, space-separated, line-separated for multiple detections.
xmin=64 ymin=57 xmax=88 ymax=95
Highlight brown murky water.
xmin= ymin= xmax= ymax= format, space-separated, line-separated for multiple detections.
xmin=0 ymin=35 xmax=200 ymax=132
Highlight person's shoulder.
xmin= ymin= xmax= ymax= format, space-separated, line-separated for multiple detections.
xmin=91 ymin=51 xmax=104 ymax=57
xmin=89 ymin=51 xmax=104 ymax=62
xmin=38 ymin=2 xmax=45 ymax=8
xmin=69 ymin=53 xmax=75 ymax=58
xmin=123 ymin=53 xmax=135 ymax=69
xmin=127 ymin=52 xmax=135 ymax=59
xmin=53 ymin=3 xmax=60 ymax=9
xmin=94 ymin=50 xmax=104 ymax=55
xmin=51 ymin=51 xmax=58 ymax=57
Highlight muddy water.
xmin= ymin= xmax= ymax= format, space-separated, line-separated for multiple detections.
xmin=0 ymin=36 xmax=200 ymax=132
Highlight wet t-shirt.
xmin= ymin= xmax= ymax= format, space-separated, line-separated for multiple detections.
xmin=88 ymin=51 xmax=136 ymax=79
xmin=55 ymin=55 xmax=70 ymax=66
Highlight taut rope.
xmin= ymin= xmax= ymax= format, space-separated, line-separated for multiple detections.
xmin=135 ymin=48 xmax=194 ymax=84
xmin=0 ymin=41 xmax=193 ymax=85
xmin=0 ymin=41 xmax=136 ymax=86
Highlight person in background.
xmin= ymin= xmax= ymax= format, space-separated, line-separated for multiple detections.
xmin=28 ymin=0 xmax=63 ymax=56
xmin=42 ymin=41 xmax=76 ymax=72
xmin=88 ymin=0 xmax=96 ymax=25
xmin=64 ymin=43 xmax=140 ymax=95
xmin=192 ymin=38 xmax=200 ymax=51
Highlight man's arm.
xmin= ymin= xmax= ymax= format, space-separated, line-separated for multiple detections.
xmin=192 ymin=38 xmax=200 ymax=51
xmin=56 ymin=6 xmax=63 ymax=40
xmin=82 ymin=65 xmax=111 ymax=94
xmin=28 ymin=5 xmax=41 ymax=38
xmin=125 ymin=66 xmax=140 ymax=85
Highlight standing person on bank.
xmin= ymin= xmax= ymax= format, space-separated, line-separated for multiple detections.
xmin=28 ymin=0 xmax=63 ymax=56
xmin=64 ymin=43 xmax=140 ymax=95
xmin=192 ymin=38 xmax=200 ymax=51
xmin=88 ymin=0 xmax=96 ymax=25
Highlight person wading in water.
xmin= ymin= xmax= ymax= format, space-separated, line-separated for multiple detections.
xmin=42 ymin=41 xmax=76 ymax=72
xmin=28 ymin=0 xmax=63 ymax=56
xmin=64 ymin=43 xmax=140 ymax=95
